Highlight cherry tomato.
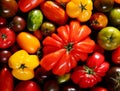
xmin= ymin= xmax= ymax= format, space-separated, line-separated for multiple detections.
xmin=89 ymin=12 xmax=108 ymax=30
xmin=0 ymin=49 xmax=12 ymax=64
xmin=10 ymin=16 xmax=26 ymax=32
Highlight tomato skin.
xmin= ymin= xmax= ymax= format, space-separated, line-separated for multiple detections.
xmin=14 ymin=81 xmax=41 ymax=91
xmin=0 ymin=65 xmax=14 ymax=91
xmin=18 ymin=0 xmax=44 ymax=12
xmin=17 ymin=32 xmax=41 ymax=54
xmin=40 ymin=1 xmax=68 ymax=25
xmin=112 ymin=46 xmax=120 ymax=65
xmin=90 ymin=86 xmax=108 ymax=91
xmin=0 ymin=0 xmax=18 ymax=18
xmin=0 ymin=27 xmax=16 ymax=49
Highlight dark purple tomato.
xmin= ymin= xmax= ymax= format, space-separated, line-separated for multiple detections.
xmin=44 ymin=80 xmax=59 ymax=91
xmin=106 ymin=66 xmax=120 ymax=91
xmin=94 ymin=0 xmax=114 ymax=12
xmin=0 ymin=49 xmax=12 ymax=64
xmin=41 ymin=22 xmax=56 ymax=36
xmin=0 ymin=0 xmax=18 ymax=18
xmin=35 ymin=67 xmax=52 ymax=83
xmin=10 ymin=16 xmax=26 ymax=32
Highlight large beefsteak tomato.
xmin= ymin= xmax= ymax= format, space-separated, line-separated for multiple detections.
xmin=40 ymin=20 xmax=95 ymax=76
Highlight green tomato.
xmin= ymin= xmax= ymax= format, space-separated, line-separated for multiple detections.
xmin=97 ymin=27 xmax=120 ymax=50
xmin=27 ymin=9 xmax=43 ymax=31
xmin=109 ymin=7 xmax=120 ymax=29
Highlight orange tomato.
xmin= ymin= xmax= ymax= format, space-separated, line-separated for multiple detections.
xmin=114 ymin=0 xmax=120 ymax=4
xmin=55 ymin=0 xmax=70 ymax=4
xmin=17 ymin=32 xmax=41 ymax=54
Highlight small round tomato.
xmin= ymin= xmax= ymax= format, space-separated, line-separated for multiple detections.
xmin=0 ymin=27 xmax=16 ymax=49
xmin=10 ymin=16 xmax=26 ymax=32
xmin=97 ymin=27 xmax=120 ymax=50
xmin=89 ymin=12 xmax=108 ymax=30
xmin=94 ymin=0 xmax=114 ymax=12
xmin=17 ymin=32 xmax=41 ymax=54
xmin=90 ymin=86 xmax=108 ymax=91
xmin=41 ymin=22 xmax=56 ymax=36
xmin=112 ymin=46 xmax=120 ymax=65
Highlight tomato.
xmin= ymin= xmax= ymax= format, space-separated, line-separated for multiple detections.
xmin=109 ymin=7 xmax=120 ymax=29
xmin=10 ymin=16 xmax=26 ymax=32
xmin=0 ymin=49 xmax=12 ymax=64
xmin=112 ymin=46 xmax=120 ymax=65
xmin=40 ymin=1 xmax=68 ymax=25
xmin=94 ymin=0 xmax=114 ymax=12
xmin=97 ymin=27 xmax=120 ymax=50
xmin=90 ymin=86 xmax=108 ymax=91
xmin=0 ymin=0 xmax=18 ymax=18
xmin=89 ymin=12 xmax=108 ymax=30
xmin=71 ymin=52 xmax=110 ymax=88
xmin=106 ymin=66 xmax=120 ymax=91
xmin=17 ymin=32 xmax=41 ymax=54
xmin=18 ymin=0 xmax=44 ymax=12
xmin=0 ymin=65 xmax=14 ymax=91
xmin=40 ymin=22 xmax=56 ymax=36
xmin=0 ymin=27 xmax=16 ymax=49
xmin=40 ymin=20 xmax=95 ymax=76
xmin=14 ymin=80 xmax=41 ymax=91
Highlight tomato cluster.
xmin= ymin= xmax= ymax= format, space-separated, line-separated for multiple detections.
xmin=1 ymin=0 xmax=120 ymax=91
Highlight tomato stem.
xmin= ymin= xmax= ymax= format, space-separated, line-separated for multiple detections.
xmin=64 ymin=43 xmax=73 ymax=52
xmin=19 ymin=64 xmax=27 ymax=70
xmin=84 ymin=65 xmax=94 ymax=74
xmin=80 ymin=2 xmax=87 ymax=12
xmin=1 ymin=34 xmax=7 ymax=39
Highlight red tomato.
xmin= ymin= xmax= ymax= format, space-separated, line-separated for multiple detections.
xmin=112 ymin=46 xmax=120 ymax=65
xmin=0 ymin=27 xmax=16 ymax=49
xmin=0 ymin=65 xmax=14 ymax=91
xmin=90 ymin=86 xmax=108 ymax=91
xmin=14 ymin=81 xmax=41 ymax=91
xmin=0 ymin=16 xmax=6 ymax=27
xmin=18 ymin=0 xmax=44 ymax=12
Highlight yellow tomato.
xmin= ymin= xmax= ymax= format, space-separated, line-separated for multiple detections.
xmin=17 ymin=32 xmax=41 ymax=54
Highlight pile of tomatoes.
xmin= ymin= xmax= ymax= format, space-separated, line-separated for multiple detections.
xmin=1 ymin=0 xmax=120 ymax=91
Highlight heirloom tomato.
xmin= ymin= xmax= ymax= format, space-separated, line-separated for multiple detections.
xmin=17 ymin=32 xmax=41 ymax=54
xmin=18 ymin=0 xmax=44 ymax=12
xmin=40 ymin=1 xmax=68 ymax=25
xmin=71 ymin=52 xmax=110 ymax=88
xmin=97 ymin=27 xmax=120 ymax=50
xmin=40 ymin=20 xmax=95 ymax=76
xmin=66 ymin=0 xmax=93 ymax=22
xmin=0 ymin=27 xmax=16 ymax=49
xmin=8 ymin=50 xmax=39 ymax=80
xmin=89 ymin=12 xmax=108 ymax=30
xmin=106 ymin=66 xmax=120 ymax=91
xmin=94 ymin=0 xmax=114 ymax=12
